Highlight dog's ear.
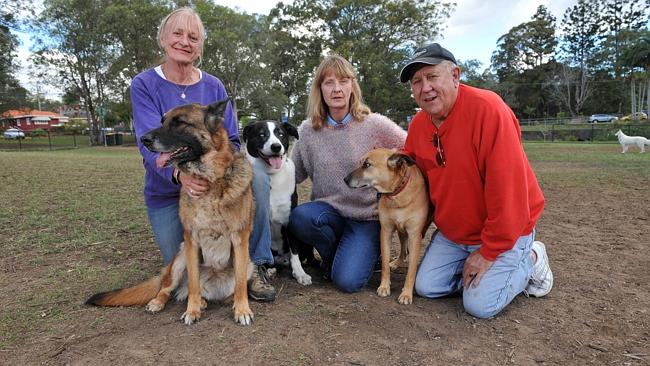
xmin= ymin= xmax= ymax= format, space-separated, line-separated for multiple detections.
xmin=205 ymin=98 xmax=230 ymax=133
xmin=242 ymin=123 xmax=252 ymax=142
xmin=283 ymin=123 xmax=299 ymax=140
xmin=387 ymin=153 xmax=416 ymax=170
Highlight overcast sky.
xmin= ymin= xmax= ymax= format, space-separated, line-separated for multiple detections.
xmin=16 ymin=0 xmax=578 ymax=100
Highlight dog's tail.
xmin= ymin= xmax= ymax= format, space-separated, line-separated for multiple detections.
xmin=85 ymin=275 xmax=162 ymax=307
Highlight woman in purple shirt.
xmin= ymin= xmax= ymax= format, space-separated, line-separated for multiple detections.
xmin=131 ymin=7 xmax=276 ymax=302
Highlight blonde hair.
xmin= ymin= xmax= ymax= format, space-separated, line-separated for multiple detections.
xmin=157 ymin=7 xmax=205 ymax=64
xmin=306 ymin=55 xmax=371 ymax=130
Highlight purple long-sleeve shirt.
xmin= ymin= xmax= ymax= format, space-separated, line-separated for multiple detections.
xmin=131 ymin=67 xmax=240 ymax=208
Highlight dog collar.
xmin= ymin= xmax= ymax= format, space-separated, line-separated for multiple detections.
xmin=377 ymin=171 xmax=411 ymax=200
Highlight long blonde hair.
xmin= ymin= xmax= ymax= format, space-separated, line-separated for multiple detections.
xmin=306 ymin=55 xmax=371 ymax=130
xmin=157 ymin=7 xmax=206 ymax=65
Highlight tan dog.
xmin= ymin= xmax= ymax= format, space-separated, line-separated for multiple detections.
xmin=345 ymin=148 xmax=431 ymax=304
xmin=86 ymin=99 xmax=255 ymax=325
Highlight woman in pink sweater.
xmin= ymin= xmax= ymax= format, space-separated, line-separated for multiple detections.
xmin=288 ymin=55 xmax=406 ymax=293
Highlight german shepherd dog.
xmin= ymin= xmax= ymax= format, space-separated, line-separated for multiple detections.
xmin=86 ymin=99 xmax=255 ymax=325
xmin=345 ymin=148 xmax=432 ymax=305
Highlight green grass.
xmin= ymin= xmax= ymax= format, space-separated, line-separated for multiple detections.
xmin=0 ymin=146 xmax=159 ymax=349
xmin=0 ymin=143 xmax=648 ymax=349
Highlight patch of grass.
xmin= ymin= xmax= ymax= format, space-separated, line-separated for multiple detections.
xmin=0 ymin=143 xmax=649 ymax=351
xmin=0 ymin=147 xmax=158 ymax=349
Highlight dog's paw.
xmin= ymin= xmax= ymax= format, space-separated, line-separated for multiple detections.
xmin=294 ymin=272 xmax=312 ymax=286
xmin=145 ymin=299 xmax=165 ymax=313
xmin=377 ymin=285 xmax=391 ymax=297
xmin=233 ymin=305 xmax=254 ymax=326
xmin=200 ymin=298 xmax=208 ymax=310
xmin=398 ymin=291 xmax=413 ymax=305
xmin=180 ymin=309 xmax=202 ymax=325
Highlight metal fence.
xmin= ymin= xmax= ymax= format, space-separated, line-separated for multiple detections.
xmin=520 ymin=123 xmax=650 ymax=142
xmin=1 ymin=121 xmax=648 ymax=151
xmin=0 ymin=130 xmax=138 ymax=151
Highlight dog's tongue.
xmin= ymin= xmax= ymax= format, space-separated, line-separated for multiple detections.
xmin=268 ymin=156 xmax=283 ymax=170
xmin=156 ymin=152 xmax=172 ymax=168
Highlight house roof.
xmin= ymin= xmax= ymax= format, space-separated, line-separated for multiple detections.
xmin=1 ymin=109 xmax=66 ymax=119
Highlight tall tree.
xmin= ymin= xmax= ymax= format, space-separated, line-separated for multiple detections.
xmin=491 ymin=5 xmax=556 ymax=80
xmin=599 ymin=0 xmax=647 ymax=75
xmin=620 ymin=31 xmax=650 ymax=118
xmin=0 ymin=1 xmax=30 ymax=112
xmin=195 ymin=0 xmax=266 ymax=115
xmin=267 ymin=4 xmax=324 ymax=123
xmin=32 ymin=0 xmax=117 ymax=145
xmin=553 ymin=0 xmax=602 ymax=115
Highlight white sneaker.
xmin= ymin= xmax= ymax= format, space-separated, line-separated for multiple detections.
xmin=526 ymin=241 xmax=553 ymax=297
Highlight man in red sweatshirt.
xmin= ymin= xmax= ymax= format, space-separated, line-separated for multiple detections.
xmin=400 ymin=43 xmax=553 ymax=318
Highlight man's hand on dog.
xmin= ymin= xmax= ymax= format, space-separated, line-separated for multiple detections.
xmin=463 ymin=251 xmax=494 ymax=288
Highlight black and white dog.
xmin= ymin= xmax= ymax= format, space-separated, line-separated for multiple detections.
xmin=242 ymin=120 xmax=312 ymax=285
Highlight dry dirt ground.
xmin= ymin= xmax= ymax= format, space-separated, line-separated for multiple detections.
xmin=2 ymin=146 xmax=650 ymax=365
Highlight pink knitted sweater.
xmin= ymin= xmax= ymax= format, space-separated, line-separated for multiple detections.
xmin=291 ymin=113 xmax=407 ymax=220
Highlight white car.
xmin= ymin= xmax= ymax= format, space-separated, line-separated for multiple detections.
xmin=3 ymin=128 xmax=25 ymax=139
xmin=588 ymin=114 xmax=618 ymax=123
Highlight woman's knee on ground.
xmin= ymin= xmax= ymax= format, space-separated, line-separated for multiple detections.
xmin=287 ymin=204 xmax=312 ymax=231
xmin=331 ymin=269 xmax=367 ymax=293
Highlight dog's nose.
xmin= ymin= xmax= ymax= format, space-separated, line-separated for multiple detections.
xmin=343 ymin=174 xmax=351 ymax=186
xmin=271 ymin=143 xmax=282 ymax=153
xmin=140 ymin=134 xmax=153 ymax=146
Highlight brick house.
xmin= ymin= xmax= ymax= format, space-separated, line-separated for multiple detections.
xmin=1 ymin=109 xmax=70 ymax=131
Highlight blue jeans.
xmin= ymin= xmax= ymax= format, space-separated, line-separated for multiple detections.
xmin=147 ymin=202 xmax=184 ymax=265
xmin=147 ymin=163 xmax=273 ymax=266
xmin=415 ymin=230 xmax=534 ymax=319
xmin=287 ymin=201 xmax=380 ymax=293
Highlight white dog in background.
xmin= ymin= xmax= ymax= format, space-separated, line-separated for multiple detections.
xmin=614 ymin=129 xmax=650 ymax=153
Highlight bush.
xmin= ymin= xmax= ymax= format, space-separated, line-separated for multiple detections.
xmin=29 ymin=129 xmax=47 ymax=137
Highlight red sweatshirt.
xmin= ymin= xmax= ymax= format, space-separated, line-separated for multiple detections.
xmin=403 ymin=84 xmax=544 ymax=261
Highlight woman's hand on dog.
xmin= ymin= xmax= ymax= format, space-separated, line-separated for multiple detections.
xmin=463 ymin=251 xmax=494 ymax=288
xmin=178 ymin=171 xmax=209 ymax=198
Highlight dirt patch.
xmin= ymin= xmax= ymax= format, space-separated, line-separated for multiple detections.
xmin=2 ymin=158 xmax=649 ymax=365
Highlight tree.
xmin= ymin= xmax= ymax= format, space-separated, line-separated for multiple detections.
xmin=0 ymin=1 xmax=30 ymax=111
xmin=491 ymin=5 xmax=556 ymax=81
xmin=32 ymin=0 xmax=118 ymax=145
xmin=267 ymin=4 xmax=324 ymax=123
xmin=620 ymin=31 xmax=650 ymax=118
xmin=553 ymin=0 xmax=603 ymax=115
xmin=273 ymin=0 xmax=455 ymax=123
xmin=196 ymin=0 xmax=267 ymax=115
xmin=598 ymin=0 xmax=647 ymax=75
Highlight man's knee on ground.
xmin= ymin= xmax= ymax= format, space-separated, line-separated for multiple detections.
xmin=463 ymin=296 xmax=503 ymax=319
xmin=414 ymin=272 xmax=452 ymax=299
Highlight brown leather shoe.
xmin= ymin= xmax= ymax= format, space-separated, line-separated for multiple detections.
xmin=248 ymin=264 xmax=276 ymax=302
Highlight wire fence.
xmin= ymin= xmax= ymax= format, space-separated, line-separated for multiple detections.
xmin=1 ymin=120 xmax=648 ymax=151
xmin=0 ymin=130 xmax=138 ymax=151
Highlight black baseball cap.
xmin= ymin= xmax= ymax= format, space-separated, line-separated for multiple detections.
xmin=399 ymin=43 xmax=457 ymax=83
